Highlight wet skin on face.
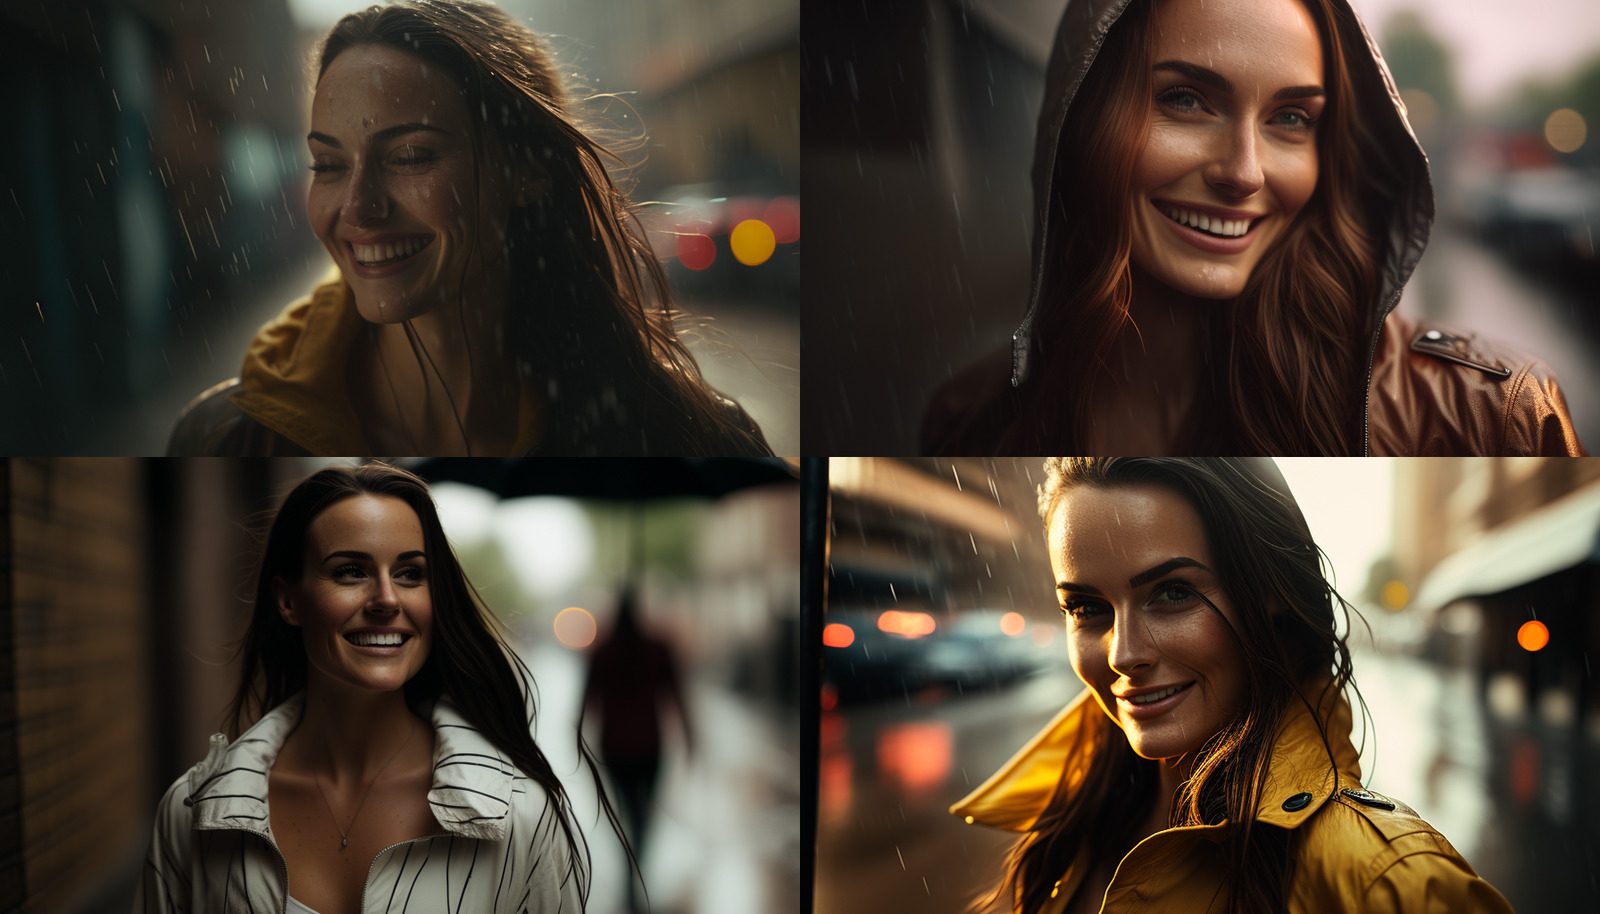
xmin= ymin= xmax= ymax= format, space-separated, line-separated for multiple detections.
xmin=1048 ymin=484 xmax=1248 ymax=761
xmin=1128 ymin=0 xmax=1325 ymax=300
xmin=306 ymin=44 xmax=520 ymax=325
xmin=274 ymin=494 xmax=434 ymax=695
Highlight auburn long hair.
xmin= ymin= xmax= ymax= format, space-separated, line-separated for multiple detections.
xmin=995 ymin=458 xmax=1368 ymax=914
xmin=997 ymin=0 xmax=1380 ymax=455
xmin=226 ymin=463 xmax=631 ymax=910
xmin=317 ymin=1 xmax=769 ymax=455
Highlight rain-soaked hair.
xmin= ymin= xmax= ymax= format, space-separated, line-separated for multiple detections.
xmin=992 ymin=0 xmax=1379 ymax=455
xmin=993 ymin=457 xmax=1368 ymax=914
xmin=227 ymin=463 xmax=636 ymax=910
xmin=316 ymin=1 xmax=770 ymax=456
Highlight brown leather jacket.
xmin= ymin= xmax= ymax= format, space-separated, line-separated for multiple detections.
xmin=920 ymin=0 xmax=1586 ymax=457
xmin=922 ymin=313 xmax=1587 ymax=456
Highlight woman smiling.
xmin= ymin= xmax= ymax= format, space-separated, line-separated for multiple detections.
xmin=922 ymin=0 xmax=1585 ymax=456
xmin=953 ymin=458 xmax=1513 ymax=914
xmin=135 ymin=464 xmax=620 ymax=913
xmin=168 ymin=0 xmax=771 ymax=457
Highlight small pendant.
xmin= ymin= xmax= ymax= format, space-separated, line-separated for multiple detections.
xmin=341 ymin=838 xmax=348 ymax=849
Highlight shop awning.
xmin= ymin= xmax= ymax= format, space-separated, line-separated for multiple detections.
xmin=1413 ymin=481 xmax=1600 ymax=611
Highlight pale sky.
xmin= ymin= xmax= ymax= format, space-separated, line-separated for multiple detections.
xmin=1275 ymin=458 xmax=1395 ymax=603
xmin=1347 ymin=0 xmax=1600 ymax=109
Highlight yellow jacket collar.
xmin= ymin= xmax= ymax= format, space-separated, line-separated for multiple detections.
xmin=950 ymin=682 xmax=1361 ymax=833
xmin=231 ymin=271 xmax=542 ymax=455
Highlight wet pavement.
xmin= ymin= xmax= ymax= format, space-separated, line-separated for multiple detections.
xmin=519 ymin=639 xmax=801 ymax=914
xmin=816 ymin=646 xmax=1600 ymax=913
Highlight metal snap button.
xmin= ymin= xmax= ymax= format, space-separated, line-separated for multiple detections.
xmin=1424 ymin=329 xmax=1443 ymax=340
xmin=1282 ymin=791 xmax=1313 ymax=812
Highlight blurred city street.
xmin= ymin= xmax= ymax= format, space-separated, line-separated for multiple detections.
xmin=816 ymin=635 xmax=1600 ymax=914
xmin=1402 ymin=221 xmax=1600 ymax=448
xmin=519 ymin=638 xmax=801 ymax=914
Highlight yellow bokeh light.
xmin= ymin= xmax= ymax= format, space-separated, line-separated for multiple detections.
xmin=1544 ymin=108 xmax=1587 ymax=154
xmin=553 ymin=607 xmax=597 ymax=650
xmin=1380 ymin=580 xmax=1409 ymax=611
xmin=1000 ymin=611 xmax=1026 ymax=637
xmin=730 ymin=219 xmax=776 ymax=266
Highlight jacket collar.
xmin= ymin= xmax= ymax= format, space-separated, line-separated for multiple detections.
xmin=182 ymin=692 xmax=520 ymax=842
xmin=950 ymin=682 xmax=1361 ymax=833
xmin=230 ymin=271 xmax=543 ymax=456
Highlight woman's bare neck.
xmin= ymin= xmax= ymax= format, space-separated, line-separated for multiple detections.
xmin=351 ymin=295 xmax=520 ymax=455
xmin=280 ymin=678 xmax=431 ymax=787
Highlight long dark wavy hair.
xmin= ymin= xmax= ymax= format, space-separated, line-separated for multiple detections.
xmin=317 ymin=1 xmax=770 ymax=456
xmin=995 ymin=458 xmax=1369 ymax=914
xmin=226 ymin=463 xmax=633 ymax=909
xmin=994 ymin=0 xmax=1380 ymax=455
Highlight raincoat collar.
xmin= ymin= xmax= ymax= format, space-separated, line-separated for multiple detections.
xmin=1009 ymin=0 xmax=1434 ymax=401
xmin=950 ymin=681 xmax=1361 ymax=834
xmin=181 ymin=691 xmax=520 ymax=842
xmin=231 ymin=272 xmax=543 ymax=456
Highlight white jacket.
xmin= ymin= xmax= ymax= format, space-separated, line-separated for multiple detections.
xmin=134 ymin=692 xmax=584 ymax=914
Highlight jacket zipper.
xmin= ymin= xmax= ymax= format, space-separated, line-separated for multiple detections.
xmin=362 ymin=833 xmax=452 ymax=912
xmin=236 ymin=826 xmax=292 ymax=914
xmin=1360 ymin=287 xmax=1407 ymax=456
xmin=243 ymin=826 xmax=451 ymax=913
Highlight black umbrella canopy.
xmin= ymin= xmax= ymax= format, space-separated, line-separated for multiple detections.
xmin=404 ymin=457 xmax=797 ymax=501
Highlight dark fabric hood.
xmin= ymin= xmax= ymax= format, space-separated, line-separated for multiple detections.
xmin=1010 ymin=0 xmax=1435 ymax=389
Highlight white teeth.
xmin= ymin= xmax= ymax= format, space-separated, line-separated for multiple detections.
xmin=353 ymin=236 xmax=430 ymax=265
xmin=348 ymin=632 xmax=404 ymax=647
xmin=1161 ymin=205 xmax=1252 ymax=238
xmin=1129 ymin=683 xmax=1188 ymax=704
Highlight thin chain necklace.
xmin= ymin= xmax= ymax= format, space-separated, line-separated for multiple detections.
xmin=313 ymin=718 xmax=419 ymax=850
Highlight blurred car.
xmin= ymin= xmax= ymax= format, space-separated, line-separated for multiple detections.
xmin=1457 ymin=132 xmax=1600 ymax=281
xmin=638 ymin=181 xmax=800 ymax=307
xmin=822 ymin=608 xmax=1051 ymax=706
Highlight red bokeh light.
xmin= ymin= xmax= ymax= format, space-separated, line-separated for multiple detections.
xmin=823 ymin=622 xmax=855 ymax=649
xmin=763 ymin=196 xmax=800 ymax=243
xmin=676 ymin=233 xmax=715 ymax=271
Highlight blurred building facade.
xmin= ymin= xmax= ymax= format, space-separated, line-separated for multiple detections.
xmin=1391 ymin=457 xmax=1600 ymax=721
xmin=1 ymin=0 xmax=317 ymax=453
xmin=0 ymin=458 xmax=308 ymax=913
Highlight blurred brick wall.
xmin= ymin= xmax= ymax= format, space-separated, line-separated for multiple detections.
xmin=9 ymin=459 xmax=152 ymax=914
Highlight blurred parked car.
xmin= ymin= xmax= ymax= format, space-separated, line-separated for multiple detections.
xmin=639 ymin=181 xmax=800 ymax=307
xmin=822 ymin=608 xmax=1051 ymax=706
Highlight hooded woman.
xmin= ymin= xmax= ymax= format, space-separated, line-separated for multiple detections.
xmin=921 ymin=0 xmax=1585 ymax=456
xmin=167 ymin=0 xmax=771 ymax=457
xmin=135 ymin=464 xmax=626 ymax=913
xmin=952 ymin=457 xmax=1513 ymax=914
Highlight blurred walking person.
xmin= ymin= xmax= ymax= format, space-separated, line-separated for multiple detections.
xmin=583 ymin=589 xmax=693 ymax=913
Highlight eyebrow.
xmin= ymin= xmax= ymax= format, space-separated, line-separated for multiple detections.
xmin=1152 ymin=60 xmax=1323 ymax=101
xmin=323 ymin=549 xmax=426 ymax=563
xmin=1056 ymin=556 xmax=1212 ymax=595
xmin=307 ymin=122 xmax=451 ymax=149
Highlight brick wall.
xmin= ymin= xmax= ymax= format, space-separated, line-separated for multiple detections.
xmin=9 ymin=459 xmax=152 ymax=914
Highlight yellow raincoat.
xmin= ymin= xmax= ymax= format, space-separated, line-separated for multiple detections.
xmin=950 ymin=687 xmax=1515 ymax=913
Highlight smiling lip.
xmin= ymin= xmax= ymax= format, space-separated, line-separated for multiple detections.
xmin=1116 ymin=681 xmax=1196 ymax=720
xmin=1153 ymin=200 xmax=1264 ymax=255
xmin=342 ymin=233 xmax=434 ymax=279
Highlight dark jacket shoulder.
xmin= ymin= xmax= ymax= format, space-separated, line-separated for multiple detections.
xmin=921 ymin=346 xmax=1018 ymax=455
xmin=1369 ymin=314 xmax=1587 ymax=456
xmin=167 ymin=379 xmax=311 ymax=456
